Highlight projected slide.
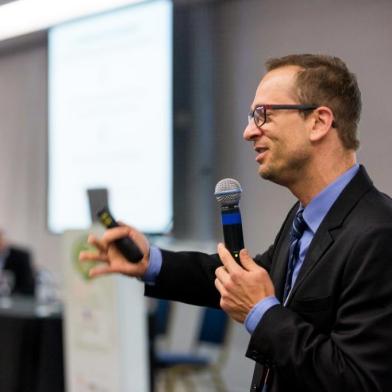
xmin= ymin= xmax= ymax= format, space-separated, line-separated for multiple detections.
xmin=48 ymin=0 xmax=172 ymax=233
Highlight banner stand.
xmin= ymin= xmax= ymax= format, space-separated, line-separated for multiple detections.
xmin=63 ymin=228 xmax=149 ymax=392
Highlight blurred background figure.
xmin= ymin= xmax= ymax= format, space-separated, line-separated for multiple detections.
xmin=0 ymin=229 xmax=35 ymax=296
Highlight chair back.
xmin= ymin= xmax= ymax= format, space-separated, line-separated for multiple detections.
xmin=154 ymin=299 xmax=172 ymax=336
xmin=197 ymin=307 xmax=229 ymax=346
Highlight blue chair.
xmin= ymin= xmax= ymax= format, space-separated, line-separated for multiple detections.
xmin=154 ymin=302 xmax=231 ymax=391
xmin=154 ymin=298 xmax=172 ymax=336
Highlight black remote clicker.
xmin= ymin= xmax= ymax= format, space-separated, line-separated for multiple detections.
xmin=97 ymin=207 xmax=144 ymax=263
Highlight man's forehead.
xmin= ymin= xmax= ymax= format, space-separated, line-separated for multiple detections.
xmin=252 ymin=65 xmax=301 ymax=105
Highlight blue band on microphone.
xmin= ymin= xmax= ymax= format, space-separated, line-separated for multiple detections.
xmin=221 ymin=212 xmax=242 ymax=225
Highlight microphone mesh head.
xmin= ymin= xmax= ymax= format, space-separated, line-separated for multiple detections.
xmin=214 ymin=178 xmax=242 ymax=207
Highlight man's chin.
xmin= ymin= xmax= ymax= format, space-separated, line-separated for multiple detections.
xmin=258 ymin=165 xmax=281 ymax=184
xmin=258 ymin=164 xmax=271 ymax=179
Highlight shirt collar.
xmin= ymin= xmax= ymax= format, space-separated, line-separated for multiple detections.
xmin=301 ymin=164 xmax=360 ymax=234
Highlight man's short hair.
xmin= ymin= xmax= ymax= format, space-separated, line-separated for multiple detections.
xmin=266 ymin=54 xmax=361 ymax=150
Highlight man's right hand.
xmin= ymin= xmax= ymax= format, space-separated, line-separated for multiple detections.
xmin=79 ymin=225 xmax=150 ymax=279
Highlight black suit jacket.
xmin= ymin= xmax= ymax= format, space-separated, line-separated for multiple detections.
xmin=146 ymin=166 xmax=392 ymax=391
xmin=4 ymin=246 xmax=35 ymax=296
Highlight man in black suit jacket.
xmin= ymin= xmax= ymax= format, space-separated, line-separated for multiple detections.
xmin=0 ymin=231 xmax=35 ymax=296
xmin=81 ymin=54 xmax=392 ymax=391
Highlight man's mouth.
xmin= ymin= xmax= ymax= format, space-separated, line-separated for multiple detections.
xmin=254 ymin=146 xmax=268 ymax=162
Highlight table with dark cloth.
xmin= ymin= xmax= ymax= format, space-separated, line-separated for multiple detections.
xmin=0 ymin=296 xmax=64 ymax=392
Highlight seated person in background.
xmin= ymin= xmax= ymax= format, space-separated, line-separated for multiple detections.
xmin=0 ymin=230 xmax=35 ymax=296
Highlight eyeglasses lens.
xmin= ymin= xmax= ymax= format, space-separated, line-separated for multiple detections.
xmin=254 ymin=107 xmax=265 ymax=127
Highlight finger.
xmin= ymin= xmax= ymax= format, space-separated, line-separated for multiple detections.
xmin=101 ymin=226 xmax=133 ymax=245
xmin=217 ymin=243 xmax=242 ymax=273
xmin=238 ymin=249 xmax=257 ymax=271
xmin=87 ymin=234 xmax=107 ymax=253
xmin=79 ymin=250 xmax=109 ymax=263
xmin=88 ymin=264 xmax=115 ymax=278
xmin=215 ymin=265 xmax=230 ymax=284
xmin=214 ymin=277 xmax=227 ymax=296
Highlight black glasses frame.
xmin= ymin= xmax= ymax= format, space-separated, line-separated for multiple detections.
xmin=248 ymin=104 xmax=318 ymax=129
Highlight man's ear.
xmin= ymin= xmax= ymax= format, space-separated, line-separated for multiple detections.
xmin=309 ymin=106 xmax=335 ymax=142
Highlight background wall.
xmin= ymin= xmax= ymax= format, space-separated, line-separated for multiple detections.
xmin=1 ymin=0 xmax=392 ymax=390
xmin=0 ymin=41 xmax=60 ymax=270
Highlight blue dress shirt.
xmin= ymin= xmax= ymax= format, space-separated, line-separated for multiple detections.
xmin=142 ymin=245 xmax=162 ymax=284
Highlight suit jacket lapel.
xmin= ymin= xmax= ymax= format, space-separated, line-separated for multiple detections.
xmin=286 ymin=166 xmax=374 ymax=304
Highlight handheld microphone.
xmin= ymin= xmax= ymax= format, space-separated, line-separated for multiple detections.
xmin=97 ymin=207 xmax=144 ymax=263
xmin=214 ymin=178 xmax=244 ymax=262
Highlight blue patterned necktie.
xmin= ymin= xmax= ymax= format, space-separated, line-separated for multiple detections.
xmin=283 ymin=209 xmax=307 ymax=302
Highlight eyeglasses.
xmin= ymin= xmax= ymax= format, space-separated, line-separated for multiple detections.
xmin=248 ymin=104 xmax=318 ymax=129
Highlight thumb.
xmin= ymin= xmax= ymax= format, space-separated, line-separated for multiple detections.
xmin=238 ymin=249 xmax=256 ymax=271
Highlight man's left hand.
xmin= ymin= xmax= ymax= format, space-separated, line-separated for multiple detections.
xmin=215 ymin=243 xmax=275 ymax=323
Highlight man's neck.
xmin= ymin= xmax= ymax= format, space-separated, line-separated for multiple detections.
xmin=290 ymin=153 xmax=357 ymax=206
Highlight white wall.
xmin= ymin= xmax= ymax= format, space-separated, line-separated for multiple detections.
xmin=0 ymin=42 xmax=62 ymax=277
xmin=1 ymin=0 xmax=392 ymax=390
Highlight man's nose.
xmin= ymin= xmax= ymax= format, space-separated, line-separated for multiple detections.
xmin=243 ymin=121 xmax=262 ymax=141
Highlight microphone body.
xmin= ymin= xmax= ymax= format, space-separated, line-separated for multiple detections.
xmin=215 ymin=178 xmax=245 ymax=263
xmin=221 ymin=204 xmax=244 ymax=262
